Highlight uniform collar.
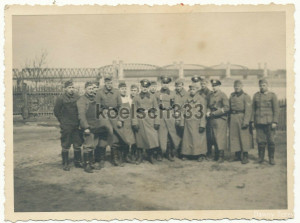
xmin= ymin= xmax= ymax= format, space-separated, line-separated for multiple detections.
xmin=260 ymin=90 xmax=269 ymax=94
xmin=85 ymin=93 xmax=95 ymax=101
xmin=176 ymin=89 xmax=186 ymax=97
xmin=104 ymin=87 xmax=114 ymax=94
xmin=140 ymin=91 xmax=150 ymax=99
xmin=160 ymin=88 xmax=170 ymax=95
xmin=187 ymin=94 xmax=197 ymax=103
xmin=233 ymin=90 xmax=244 ymax=97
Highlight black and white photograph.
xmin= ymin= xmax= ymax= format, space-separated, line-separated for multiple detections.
xmin=3 ymin=4 xmax=295 ymax=221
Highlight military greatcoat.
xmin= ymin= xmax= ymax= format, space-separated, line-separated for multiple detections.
xmin=132 ymin=92 xmax=160 ymax=150
xmin=181 ymin=94 xmax=207 ymax=156
xmin=229 ymin=91 xmax=252 ymax=152
xmin=156 ymin=88 xmax=181 ymax=153
xmin=207 ymin=90 xmax=230 ymax=151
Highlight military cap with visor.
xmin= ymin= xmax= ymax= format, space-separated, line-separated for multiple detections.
xmin=161 ymin=75 xmax=172 ymax=84
xmin=210 ymin=79 xmax=221 ymax=86
xmin=140 ymin=79 xmax=151 ymax=88
xmin=64 ymin=79 xmax=74 ymax=88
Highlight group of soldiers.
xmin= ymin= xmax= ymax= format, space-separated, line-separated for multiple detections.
xmin=54 ymin=74 xmax=279 ymax=173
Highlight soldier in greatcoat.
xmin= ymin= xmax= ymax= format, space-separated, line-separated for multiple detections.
xmin=95 ymin=75 xmax=124 ymax=167
xmin=174 ymin=78 xmax=188 ymax=157
xmin=118 ymin=81 xmax=136 ymax=164
xmin=156 ymin=76 xmax=181 ymax=162
xmin=229 ymin=80 xmax=252 ymax=164
xmin=132 ymin=79 xmax=160 ymax=164
xmin=129 ymin=84 xmax=139 ymax=161
xmin=54 ymin=80 xmax=83 ymax=171
xmin=76 ymin=81 xmax=110 ymax=173
xmin=181 ymin=83 xmax=207 ymax=161
xmin=251 ymin=78 xmax=279 ymax=165
xmin=206 ymin=79 xmax=230 ymax=163
xmin=149 ymin=80 xmax=158 ymax=95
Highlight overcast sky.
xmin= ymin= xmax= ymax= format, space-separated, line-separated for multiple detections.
xmin=12 ymin=12 xmax=286 ymax=70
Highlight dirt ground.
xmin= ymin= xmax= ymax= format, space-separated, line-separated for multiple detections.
xmin=13 ymin=122 xmax=287 ymax=212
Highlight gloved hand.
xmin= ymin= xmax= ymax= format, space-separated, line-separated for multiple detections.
xmin=154 ymin=124 xmax=160 ymax=130
xmin=199 ymin=127 xmax=205 ymax=133
xmin=132 ymin=125 xmax=139 ymax=132
xmin=271 ymin=122 xmax=277 ymax=130
xmin=241 ymin=124 xmax=249 ymax=129
xmin=84 ymin=128 xmax=91 ymax=135
xmin=117 ymin=120 xmax=123 ymax=128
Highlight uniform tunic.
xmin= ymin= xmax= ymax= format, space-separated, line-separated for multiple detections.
xmin=229 ymin=91 xmax=252 ymax=152
xmin=181 ymin=94 xmax=207 ymax=156
xmin=198 ymin=87 xmax=211 ymax=102
xmin=207 ymin=90 xmax=230 ymax=151
xmin=155 ymin=88 xmax=181 ymax=152
xmin=252 ymin=91 xmax=279 ymax=144
xmin=77 ymin=94 xmax=109 ymax=150
xmin=174 ymin=89 xmax=189 ymax=138
xmin=54 ymin=92 xmax=82 ymax=150
xmin=132 ymin=92 xmax=160 ymax=150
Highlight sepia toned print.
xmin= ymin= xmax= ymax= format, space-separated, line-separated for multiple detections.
xmin=4 ymin=4 xmax=294 ymax=221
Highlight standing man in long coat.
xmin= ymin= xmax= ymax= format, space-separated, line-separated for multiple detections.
xmin=229 ymin=80 xmax=252 ymax=164
xmin=54 ymin=80 xmax=82 ymax=171
xmin=181 ymin=83 xmax=207 ymax=161
xmin=174 ymin=78 xmax=188 ymax=157
xmin=95 ymin=75 xmax=124 ymax=167
xmin=118 ymin=81 xmax=136 ymax=164
xmin=252 ymin=78 xmax=279 ymax=165
xmin=206 ymin=79 xmax=230 ymax=163
xmin=132 ymin=79 xmax=160 ymax=164
xmin=156 ymin=76 xmax=181 ymax=162
xmin=129 ymin=84 xmax=139 ymax=161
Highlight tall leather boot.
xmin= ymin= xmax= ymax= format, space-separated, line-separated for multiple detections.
xmin=214 ymin=149 xmax=219 ymax=161
xmin=118 ymin=147 xmax=125 ymax=167
xmin=166 ymin=139 xmax=175 ymax=162
xmin=147 ymin=149 xmax=155 ymax=164
xmin=111 ymin=147 xmax=120 ymax=166
xmin=99 ymin=147 xmax=106 ymax=168
xmin=131 ymin=144 xmax=137 ymax=162
xmin=258 ymin=143 xmax=266 ymax=163
xmin=83 ymin=152 xmax=93 ymax=173
xmin=74 ymin=149 xmax=83 ymax=168
xmin=241 ymin=152 xmax=249 ymax=164
xmin=94 ymin=146 xmax=102 ymax=170
xmin=123 ymin=145 xmax=134 ymax=164
xmin=136 ymin=148 xmax=143 ymax=165
xmin=156 ymin=147 xmax=163 ymax=161
xmin=268 ymin=143 xmax=275 ymax=165
xmin=62 ymin=150 xmax=70 ymax=171
xmin=89 ymin=150 xmax=95 ymax=169
xmin=218 ymin=150 xmax=224 ymax=163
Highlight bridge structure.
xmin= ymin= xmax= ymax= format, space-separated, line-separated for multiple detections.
xmin=13 ymin=60 xmax=274 ymax=85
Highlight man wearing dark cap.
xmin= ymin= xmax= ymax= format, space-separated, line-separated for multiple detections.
xmin=54 ymin=80 xmax=82 ymax=171
xmin=206 ymin=79 xmax=230 ymax=163
xmin=117 ymin=81 xmax=136 ymax=165
xmin=174 ymin=78 xmax=188 ymax=157
xmin=191 ymin=74 xmax=201 ymax=83
xmin=229 ymin=80 xmax=252 ymax=164
xmin=132 ymin=79 xmax=160 ymax=164
xmin=181 ymin=83 xmax=207 ymax=161
xmin=95 ymin=74 xmax=124 ymax=167
xmin=149 ymin=80 xmax=158 ymax=95
xmin=156 ymin=75 xmax=181 ymax=162
xmin=252 ymin=78 xmax=279 ymax=165
xmin=198 ymin=77 xmax=213 ymax=159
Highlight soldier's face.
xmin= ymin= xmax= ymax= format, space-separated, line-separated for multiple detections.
xmin=189 ymin=87 xmax=197 ymax=96
xmin=175 ymin=83 xmax=183 ymax=92
xmin=150 ymin=85 xmax=157 ymax=93
xmin=200 ymin=81 xmax=207 ymax=89
xmin=141 ymin=86 xmax=149 ymax=93
xmin=212 ymin=85 xmax=220 ymax=92
xmin=92 ymin=85 xmax=99 ymax=94
xmin=234 ymin=84 xmax=242 ymax=93
xmin=259 ymin=83 xmax=268 ymax=93
xmin=65 ymin=85 xmax=74 ymax=95
xmin=131 ymin=88 xmax=138 ymax=97
xmin=105 ymin=81 xmax=113 ymax=90
xmin=119 ymin=87 xmax=127 ymax=96
xmin=85 ymin=86 xmax=94 ymax=96
xmin=162 ymin=83 xmax=169 ymax=89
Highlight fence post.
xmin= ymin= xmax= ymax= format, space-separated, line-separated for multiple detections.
xmin=226 ymin=62 xmax=231 ymax=78
xmin=179 ymin=61 xmax=184 ymax=78
xmin=21 ymin=81 xmax=29 ymax=120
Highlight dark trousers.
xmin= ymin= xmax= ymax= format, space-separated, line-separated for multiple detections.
xmin=60 ymin=125 xmax=82 ymax=152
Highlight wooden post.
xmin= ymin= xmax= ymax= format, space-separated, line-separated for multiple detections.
xmin=118 ymin=60 xmax=124 ymax=80
xmin=21 ymin=81 xmax=29 ymax=120
xmin=263 ymin=62 xmax=268 ymax=77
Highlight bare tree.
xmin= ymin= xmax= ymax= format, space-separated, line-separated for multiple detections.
xmin=23 ymin=50 xmax=48 ymax=90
